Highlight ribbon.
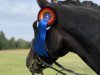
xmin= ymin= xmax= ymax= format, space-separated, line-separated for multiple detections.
xmin=34 ymin=19 xmax=49 ymax=57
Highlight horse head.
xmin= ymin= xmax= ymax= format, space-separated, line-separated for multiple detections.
xmin=26 ymin=0 xmax=100 ymax=75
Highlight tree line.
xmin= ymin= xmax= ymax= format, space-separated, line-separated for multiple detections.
xmin=0 ymin=31 xmax=31 ymax=50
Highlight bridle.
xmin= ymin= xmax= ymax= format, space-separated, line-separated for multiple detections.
xmin=28 ymin=52 xmax=86 ymax=75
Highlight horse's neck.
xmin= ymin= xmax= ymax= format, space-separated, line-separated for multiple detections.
xmin=55 ymin=5 xmax=100 ymax=73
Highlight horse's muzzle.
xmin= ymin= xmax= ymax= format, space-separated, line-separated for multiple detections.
xmin=26 ymin=50 xmax=44 ymax=74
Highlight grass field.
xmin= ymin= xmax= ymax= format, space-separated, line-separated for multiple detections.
xmin=0 ymin=49 xmax=97 ymax=75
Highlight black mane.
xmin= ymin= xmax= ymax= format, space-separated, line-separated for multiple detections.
xmin=63 ymin=0 xmax=100 ymax=10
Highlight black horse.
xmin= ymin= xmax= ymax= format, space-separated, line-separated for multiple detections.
xmin=26 ymin=0 xmax=100 ymax=75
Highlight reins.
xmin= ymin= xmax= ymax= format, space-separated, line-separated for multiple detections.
xmin=42 ymin=61 xmax=87 ymax=75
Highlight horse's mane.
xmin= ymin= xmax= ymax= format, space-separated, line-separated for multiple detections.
xmin=63 ymin=0 xmax=100 ymax=10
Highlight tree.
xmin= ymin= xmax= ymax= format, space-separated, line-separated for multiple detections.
xmin=0 ymin=31 xmax=31 ymax=50
xmin=16 ymin=39 xmax=31 ymax=49
xmin=9 ymin=37 xmax=16 ymax=49
xmin=0 ymin=31 xmax=7 ymax=50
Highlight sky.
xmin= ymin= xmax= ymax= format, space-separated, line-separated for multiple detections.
xmin=0 ymin=0 xmax=100 ymax=41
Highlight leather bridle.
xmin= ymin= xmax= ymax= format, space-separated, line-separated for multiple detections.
xmin=28 ymin=53 xmax=85 ymax=75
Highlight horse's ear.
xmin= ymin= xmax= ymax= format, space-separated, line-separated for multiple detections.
xmin=37 ymin=0 xmax=50 ymax=8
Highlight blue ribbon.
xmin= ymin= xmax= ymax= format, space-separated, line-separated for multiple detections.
xmin=33 ymin=19 xmax=49 ymax=57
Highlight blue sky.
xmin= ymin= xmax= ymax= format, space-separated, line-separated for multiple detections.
xmin=0 ymin=0 xmax=100 ymax=41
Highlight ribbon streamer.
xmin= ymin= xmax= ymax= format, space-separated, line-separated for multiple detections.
xmin=34 ymin=19 xmax=49 ymax=57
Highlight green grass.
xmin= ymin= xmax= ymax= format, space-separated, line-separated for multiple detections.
xmin=0 ymin=50 xmax=96 ymax=75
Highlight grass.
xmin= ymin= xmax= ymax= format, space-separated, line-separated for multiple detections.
xmin=0 ymin=49 xmax=96 ymax=75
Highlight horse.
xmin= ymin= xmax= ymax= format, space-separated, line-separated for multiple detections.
xmin=26 ymin=0 xmax=100 ymax=75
